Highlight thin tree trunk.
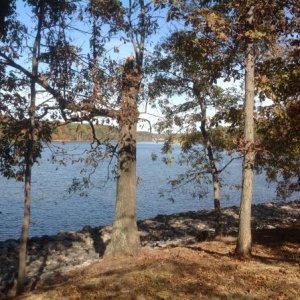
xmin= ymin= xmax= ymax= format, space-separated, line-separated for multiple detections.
xmin=201 ymin=129 xmax=222 ymax=237
xmin=198 ymin=97 xmax=222 ymax=237
xmin=201 ymin=120 xmax=222 ymax=237
xmin=16 ymin=157 xmax=32 ymax=295
xmin=105 ymin=57 xmax=141 ymax=257
xmin=211 ymin=169 xmax=222 ymax=236
xmin=235 ymin=5 xmax=255 ymax=257
xmin=16 ymin=3 xmax=42 ymax=294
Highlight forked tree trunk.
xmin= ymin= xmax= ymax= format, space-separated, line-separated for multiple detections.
xmin=235 ymin=5 xmax=255 ymax=257
xmin=105 ymin=58 xmax=141 ymax=257
xmin=16 ymin=3 xmax=42 ymax=294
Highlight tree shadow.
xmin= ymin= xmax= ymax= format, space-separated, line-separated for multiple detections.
xmin=0 ymin=231 xmax=106 ymax=296
xmin=252 ymin=224 xmax=300 ymax=264
xmin=30 ymin=248 xmax=48 ymax=291
xmin=182 ymin=222 xmax=300 ymax=265
xmin=81 ymin=226 xmax=107 ymax=257
xmin=39 ymin=255 xmax=279 ymax=300
xmin=137 ymin=210 xmax=239 ymax=246
xmin=185 ymin=244 xmax=234 ymax=258
xmin=251 ymin=203 xmax=300 ymax=229
xmin=1 ymin=228 xmax=109 ymax=297
xmin=253 ymin=225 xmax=300 ymax=245
xmin=2 ymin=201 xmax=299 ymax=297
xmin=25 ymin=234 xmax=83 ymax=290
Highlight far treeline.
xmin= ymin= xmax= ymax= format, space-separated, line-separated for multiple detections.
xmin=0 ymin=0 xmax=299 ymax=296
xmin=51 ymin=123 xmax=166 ymax=142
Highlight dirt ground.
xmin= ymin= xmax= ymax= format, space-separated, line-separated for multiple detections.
xmin=13 ymin=222 xmax=300 ymax=300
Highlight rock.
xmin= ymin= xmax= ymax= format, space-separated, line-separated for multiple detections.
xmin=0 ymin=200 xmax=299 ymax=298
xmin=82 ymin=225 xmax=93 ymax=232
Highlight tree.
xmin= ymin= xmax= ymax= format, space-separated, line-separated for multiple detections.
xmin=255 ymin=38 xmax=300 ymax=198
xmin=149 ymin=30 xmax=241 ymax=236
xmin=1 ymin=0 xmax=159 ymax=259
xmin=233 ymin=0 xmax=299 ymax=256
xmin=0 ymin=0 xmax=15 ymax=39
xmin=236 ymin=4 xmax=255 ymax=256
xmin=16 ymin=2 xmax=43 ymax=293
xmin=0 ymin=2 xmax=47 ymax=293
xmin=104 ymin=56 xmax=142 ymax=256
xmin=157 ymin=0 xmax=298 ymax=256
xmin=0 ymin=0 xmax=77 ymax=293
xmin=88 ymin=0 xmax=159 ymax=257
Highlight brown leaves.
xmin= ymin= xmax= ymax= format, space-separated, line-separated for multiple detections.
xmin=232 ymin=137 xmax=267 ymax=156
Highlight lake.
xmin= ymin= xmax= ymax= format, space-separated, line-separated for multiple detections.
xmin=0 ymin=142 xmax=295 ymax=241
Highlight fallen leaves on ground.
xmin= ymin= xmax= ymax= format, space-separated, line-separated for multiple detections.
xmin=15 ymin=224 xmax=300 ymax=300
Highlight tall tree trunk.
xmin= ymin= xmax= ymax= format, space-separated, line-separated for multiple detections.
xmin=198 ymin=97 xmax=222 ymax=237
xmin=16 ymin=156 xmax=33 ymax=295
xmin=211 ymin=169 xmax=221 ymax=236
xmin=235 ymin=5 xmax=255 ymax=257
xmin=105 ymin=57 xmax=141 ymax=257
xmin=16 ymin=3 xmax=42 ymax=294
xmin=104 ymin=0 xmax=146 ymax=257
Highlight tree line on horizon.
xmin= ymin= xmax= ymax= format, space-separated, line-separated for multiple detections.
xmin=0 ymin=0 xmax=299 ymax=295
xmin=41 ymin=122 xmax=165 ymax=142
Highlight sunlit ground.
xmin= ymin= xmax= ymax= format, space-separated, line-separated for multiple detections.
xmin=14 ymin=223 xmax=300 ymax=300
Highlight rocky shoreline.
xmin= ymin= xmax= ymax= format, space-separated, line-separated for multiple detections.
xmin=1 ymin=200 xmax=299 ymax=298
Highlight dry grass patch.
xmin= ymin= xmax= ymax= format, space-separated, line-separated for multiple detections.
xmin=15 ymin=226 xmax=300 ymax=300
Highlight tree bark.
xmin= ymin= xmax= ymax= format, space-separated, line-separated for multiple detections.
xmin=105 ymin=57 xmax=141 ymax=257
xmin=199 ymin=97 xmax=222 ymax=237
xmin=211 ymin=169 xmax=222 ymax=237
xmin=16 ymin=3 xmax=42 ymax=294
xmin=104 ymin=0 xmax=146 ymax=257
xmin=235 ymin=5 xmax=255 ymax=257
xmin=16 ymin=152 xmax=33 ymax=295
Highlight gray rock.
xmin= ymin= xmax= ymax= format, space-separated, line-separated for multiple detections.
xmin=0 ymin=200 xmax=299 ymax=298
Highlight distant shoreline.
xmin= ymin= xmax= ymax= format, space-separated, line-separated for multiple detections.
xmin=51 ymin=140 xmax=166 ymax=143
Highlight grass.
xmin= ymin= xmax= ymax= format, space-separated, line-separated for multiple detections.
xmin=14 ymin=224 xmax=300 ymax=300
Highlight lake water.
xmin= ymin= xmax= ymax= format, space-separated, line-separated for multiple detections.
xmin=0 ymin=142 xmax=295 ymax=241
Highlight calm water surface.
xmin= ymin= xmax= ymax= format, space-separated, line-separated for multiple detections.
xmin=0 ymin=142 xmax=294 ymax=241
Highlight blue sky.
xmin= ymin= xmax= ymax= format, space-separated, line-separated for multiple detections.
xmin=13 ymin=0 xmax=242 ymax=132
xmin=14 ymin=0 xmax=173 ymax=128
